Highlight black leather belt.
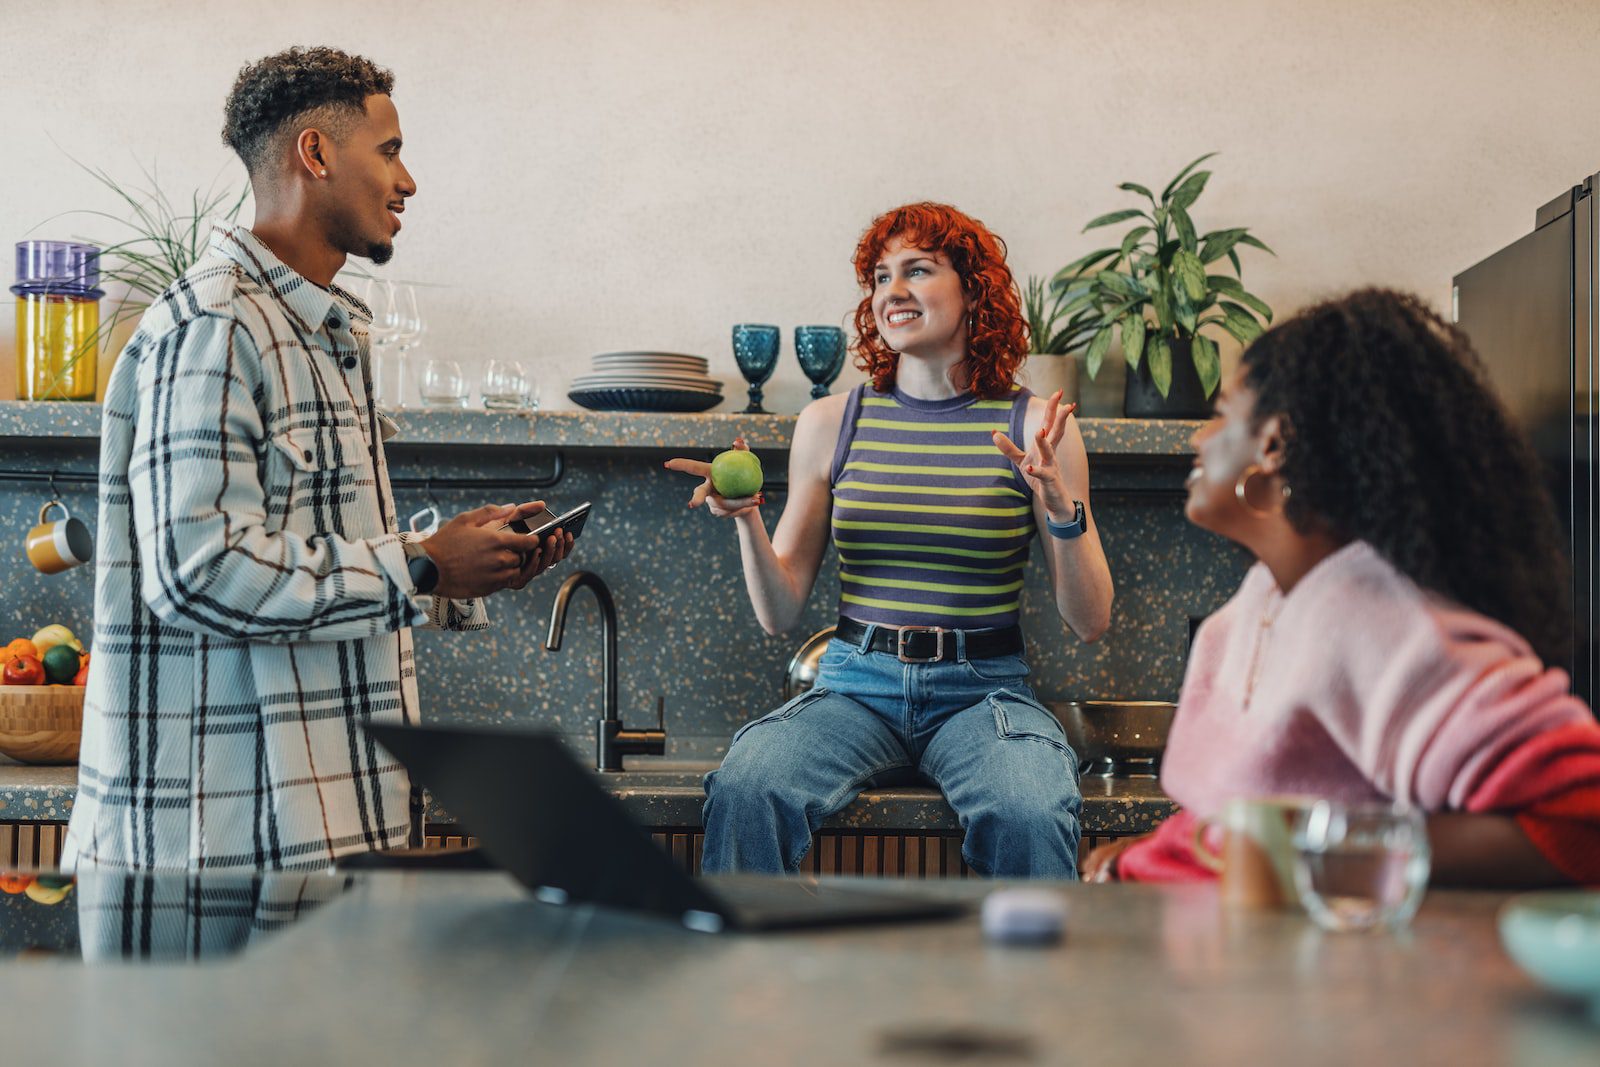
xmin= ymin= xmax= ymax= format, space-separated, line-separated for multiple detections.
xmin=835 ymin=616 xmax=1025 ymax=664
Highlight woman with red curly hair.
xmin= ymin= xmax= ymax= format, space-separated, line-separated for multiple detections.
xmin=668 ymin=202 xmax=1114 ymax=878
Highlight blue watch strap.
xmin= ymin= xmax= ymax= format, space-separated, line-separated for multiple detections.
xmin=1045 ymin=501 xmax=1088 ymax=540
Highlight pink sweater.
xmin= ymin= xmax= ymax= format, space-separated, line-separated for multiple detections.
xmin=1159 ymin=541 xmax=1591 ymax=819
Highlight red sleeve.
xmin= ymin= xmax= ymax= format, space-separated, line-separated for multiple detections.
xmin=1465 ymin=721 xmax=1600 ymax=885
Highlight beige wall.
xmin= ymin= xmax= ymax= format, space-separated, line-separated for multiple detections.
xmin=2 ymin=0 xmax=1598 ymax=408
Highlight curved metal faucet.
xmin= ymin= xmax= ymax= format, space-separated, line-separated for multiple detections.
xmin=544 ymin=570 xmax=665 ymax=771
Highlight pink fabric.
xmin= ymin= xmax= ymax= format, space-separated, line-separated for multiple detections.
xmin=1465 ymin=722 xmax=1600 ymax=885
xmin=1118 ymin=540 xmax=1600 ymax=883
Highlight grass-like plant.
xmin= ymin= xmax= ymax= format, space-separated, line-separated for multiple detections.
xmin=32 ymin=159 xmax=249 ymax=394
xmin=1050 ymin=153 xmax=1274 ymax=397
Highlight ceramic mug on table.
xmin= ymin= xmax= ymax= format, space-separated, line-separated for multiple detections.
xmin=26 ymin=500 xmax=93 ymax=574
xmin=1191 ymin=795 xmax=1317 ymax=909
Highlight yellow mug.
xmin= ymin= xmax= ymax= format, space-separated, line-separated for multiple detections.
xmin=1192 ymin=795 xmax=1317 ymax=910
xmin=26 ymin=500 xmax=93 ymax=575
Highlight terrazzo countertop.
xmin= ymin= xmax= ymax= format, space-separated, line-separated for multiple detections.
xmin=0 ymin=400 xmax=1201 ymax=456
xmin=0 ymin=763 xmax=1173 ymax=836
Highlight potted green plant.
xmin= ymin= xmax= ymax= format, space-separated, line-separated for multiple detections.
xmin=1051 ymin=153 xmax=1275 ymax=418
xmin=1020 ymin=274 xmax=1097 ymax=404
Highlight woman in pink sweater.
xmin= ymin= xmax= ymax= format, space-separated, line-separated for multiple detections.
xmin=1086 ymin=289 xmax=1600 ymax=887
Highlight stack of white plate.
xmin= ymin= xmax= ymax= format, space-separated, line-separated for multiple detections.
xmin=568 ymin=352 xmax=723 ymax=412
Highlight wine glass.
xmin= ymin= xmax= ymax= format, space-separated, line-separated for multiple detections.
xmin=358 ymin=277 xmax=404 ymax=412
xmin=795 ymin=325 xmax=846 ymax=399
xmin=393 ymin=284 xmax=429 ymax=406
xmin=732 ymin=324 xmax=780 ymax=414
xmin=482 ymin=358 xmax=535 ymax=411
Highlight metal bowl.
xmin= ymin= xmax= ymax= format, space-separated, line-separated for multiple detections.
xmin=1048 ymin=700 xmax=1176 ymax=775
xmin=784 ymin=626 xmax=837 ymax=701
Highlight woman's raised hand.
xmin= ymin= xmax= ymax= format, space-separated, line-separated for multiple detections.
xmin=663 ymin=437 xmax=765 ymax=518
xmin=992 ymin=389 xmax=1077 ymax=518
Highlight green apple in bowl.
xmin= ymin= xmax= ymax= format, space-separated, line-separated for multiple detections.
xmin=710 ymin=450 xmax=763 ymax=499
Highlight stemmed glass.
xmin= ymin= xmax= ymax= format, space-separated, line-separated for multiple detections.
xmin=732 ymin=324 xmax=780 ymax=414
xmin=358 ymin=277 xmax=403 ymax=412
xmin=391 ymin=284 xmax=427 ymax=407
xmin=795 ymin=325 xmax=847 ymax=399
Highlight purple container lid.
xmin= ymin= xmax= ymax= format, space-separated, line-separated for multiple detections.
xmin=10 ymin=240 xmax=103 ymax=298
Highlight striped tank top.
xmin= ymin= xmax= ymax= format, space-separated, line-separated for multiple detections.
xmin=829 ymin=383 xmax=1036 ymax=630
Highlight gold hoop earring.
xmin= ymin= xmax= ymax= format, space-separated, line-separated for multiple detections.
xmin=1234 ymin=464 xmax=1288 ymax=518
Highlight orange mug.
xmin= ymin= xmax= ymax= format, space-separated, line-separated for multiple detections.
xmin=26 ymin=500 xmax=93 ymax=574
xmin=1191 ymin=795 xmax=1317 ymax=910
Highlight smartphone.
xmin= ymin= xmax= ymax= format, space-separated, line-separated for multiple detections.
xmin=507 ymin=501 xmax=593 ymax=544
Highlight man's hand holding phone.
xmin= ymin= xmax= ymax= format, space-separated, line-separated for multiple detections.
xmin=420 ymin=501 xmax=573 ymax=599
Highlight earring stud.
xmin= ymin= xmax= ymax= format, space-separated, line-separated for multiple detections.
xmin=319 ymin=168 xmax=328 ymax=177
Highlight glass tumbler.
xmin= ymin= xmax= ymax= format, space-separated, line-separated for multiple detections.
xmin=417 ymin=356 xmax=468 ymax=409
xmin=481 ymin=359 xmax=533 ymax=411
xmin=1290 ymin=800 xmax=1431 ymax=932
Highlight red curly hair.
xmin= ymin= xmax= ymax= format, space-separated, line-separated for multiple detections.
xmin=850 ymin=202 xmax=1028 ymax=399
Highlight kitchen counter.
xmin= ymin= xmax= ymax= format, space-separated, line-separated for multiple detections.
xmin=0 ymin=399 xmax=1202 ymax=456
xmin=0 ymin=869 xmax=1592 ymax=1065
xmin=0 ymin=762 xmax=1176 ymax=836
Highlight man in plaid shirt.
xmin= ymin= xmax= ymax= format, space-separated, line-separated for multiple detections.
xmin=63 ymin=48 xmax=568 ymax=871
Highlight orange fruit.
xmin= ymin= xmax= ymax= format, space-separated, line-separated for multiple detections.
xmin=4 ymin=639 xmax=37 ymax=661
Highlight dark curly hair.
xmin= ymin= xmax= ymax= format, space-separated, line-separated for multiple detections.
xmin=850 ymin=203 xmax=1028 ymax=399
xmin=1242 ymin=288 xmax=1571 ymax=668
xmin=222 ymin=47 xmax=394 ymax=176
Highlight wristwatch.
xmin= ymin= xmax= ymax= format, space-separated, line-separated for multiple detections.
xmin=1045 ymin=501 xmax=1089 ymax=540
xmin=401 ymin=538 xmax=440 ymax=595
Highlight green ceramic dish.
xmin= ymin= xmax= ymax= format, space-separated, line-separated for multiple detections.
xmin=1498 ymin=890 xmax=1600 ymax=1021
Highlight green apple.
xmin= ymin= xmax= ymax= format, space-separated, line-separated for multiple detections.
xmin=710 ymin=449 xmax=764 ymax=499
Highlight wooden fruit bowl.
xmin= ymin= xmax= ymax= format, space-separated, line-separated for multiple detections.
xmin=0 ymin=686 xmax=83 ymax=764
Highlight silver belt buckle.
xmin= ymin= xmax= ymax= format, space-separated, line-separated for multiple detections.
xmin=896 ymin=626 xmax=946 ymax=664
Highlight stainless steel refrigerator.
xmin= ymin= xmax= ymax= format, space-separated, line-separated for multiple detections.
xmin=1453 ymin=172 xmax=1596 ymax=704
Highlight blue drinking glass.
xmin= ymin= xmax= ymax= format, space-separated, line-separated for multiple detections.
xmin=795 ymin=325 xmax=847 ymax=399
xmin=732 ymin=324 xmax=781 ymax=414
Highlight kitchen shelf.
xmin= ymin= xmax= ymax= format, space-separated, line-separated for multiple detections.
xmin=0 ymin=400 xmax=1201 ymax=457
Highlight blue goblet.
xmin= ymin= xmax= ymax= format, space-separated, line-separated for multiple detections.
xmin=795 ymin=325 xmax=847 ymax=399
xmin=732 ymin=324 xmax=780 ymax=414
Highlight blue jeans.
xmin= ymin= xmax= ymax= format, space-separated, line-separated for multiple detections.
xmin=701 ymin=628 xmax=1082 ymax=878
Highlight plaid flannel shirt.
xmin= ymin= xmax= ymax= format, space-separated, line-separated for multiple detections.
xmin=62 ymin=224 xmax=487 ymax=872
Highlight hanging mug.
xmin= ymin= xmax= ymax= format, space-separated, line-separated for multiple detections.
xmin=408 ymin=505 xmax=441 ymax=538
xmin=26 ymin=500 xmax=93 ymax=574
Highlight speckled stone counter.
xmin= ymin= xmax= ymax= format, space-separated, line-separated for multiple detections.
xmin=0 ymin=398 xmax=1248 ymax=760
xmin=0 ymin=400 xmax=1202 ymax=454
xmin=0 ymin=763 xmax=1173 ymax=836
xmin=0 ymin=871 xmax=1592 ymax=1067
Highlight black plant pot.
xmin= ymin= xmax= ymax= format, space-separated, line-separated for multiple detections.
xmin=1123 ymin=335 xmax=1213 ymax=419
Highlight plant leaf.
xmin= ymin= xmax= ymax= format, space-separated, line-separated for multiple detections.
xmin=1160 ymin=152 xmax=1218 ymax=201
xmin=1218 ymin=302 xmax=1265 ymax=344
xmin=1169 ymin=170 xmax=1211 ymax=211
xmin=1228 ymin=249 xmax=1243 ymax=276
xmin=1238 ymin=233 xmax=1276 ymax=255
xmin=1171 ymin=204 xmax=1198 ymax=252
xmin=1085 ymin=324 xmax=1114 ymax=379
xmin=1148 ymin=334 xmax=1173 ymax=397
xmin=1094 ymin=270 xmax=1141 ymax=300
xmin=1199 ymin=228 xmax=1247 ymax=265
xmin=1118 ymin=182 xmax=1156 ymax=202
xmin=1173 ymin=249 xmax=1207 ymax=301
xmin=1083 ymin=208 xmax=1147 ymax=232
xmin=1121 ymin=313 xmax=1146 ymax=372
xmin=1119 ymin=225 xmax=1152 ymax=261
xmin=1191 ymin=333 xmax=1222 ymax=397
xmin=1051 ymin=248 xmax=1119 ymax=285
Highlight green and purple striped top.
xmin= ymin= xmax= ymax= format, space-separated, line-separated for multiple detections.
xmin=829 ymin=383 xmax=1036 ymax=629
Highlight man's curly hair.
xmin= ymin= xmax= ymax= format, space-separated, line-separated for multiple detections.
xmin=1242 ymin=288 xmax=1571 ymax=668
xmin=222 ymin=47 xmax=394 ymax=176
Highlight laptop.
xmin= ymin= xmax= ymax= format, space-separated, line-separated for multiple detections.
xmin=365 ymin=722 xmax=969 ymax=933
